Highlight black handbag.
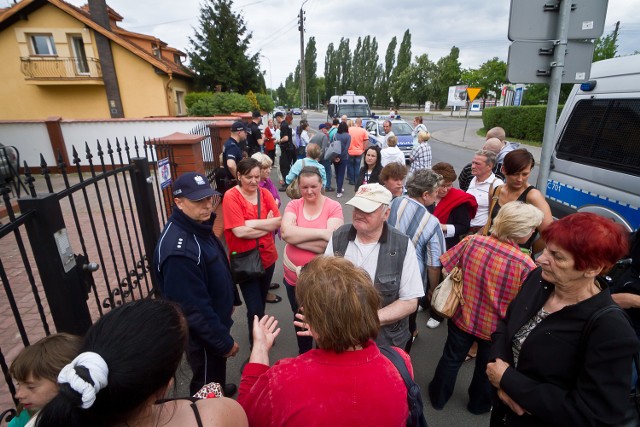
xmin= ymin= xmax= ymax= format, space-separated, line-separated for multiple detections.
xmin=229 ymin=189 xmax=265 ymax=283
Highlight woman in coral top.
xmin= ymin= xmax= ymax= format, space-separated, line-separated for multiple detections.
xmin=238 ymin=256 xmax=414 ymax=427
xmin=223 ymin=158 xmax=281 ymax=345
xmin=280 ymin=166 xmax=343 ymax=354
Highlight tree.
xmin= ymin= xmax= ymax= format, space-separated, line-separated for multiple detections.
xmin=324 ymin=43 xmax=339 ymax=101
xmin=431 ymin=46 xmax=462 ymax=109
xmin=375 ymin=36 xmax=397 ymax=107
xmin=594 ymin=23 xmax=619 ymax=62
xmin=304 ymin=37 xmax=318 ymax=108
xmin=390 ymin=30 xmax=412 ymax=107
xmin=336 ymin=38 xmax=352 ymax=94
xmin=476 ymin=57 xmax=507 ymax=105
xmin=395 ymin=54 xmax=435 ymax=106
xmin=276 ymin=83 xmax=289 ymax=106
xmin=188 ymin=0 xmax=263 ymax=92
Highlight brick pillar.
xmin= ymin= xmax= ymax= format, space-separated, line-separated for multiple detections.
xmin=44 ymin=116 xmax=70 ymax=169
xmin=232 ymin=112 xmax=252 ymax=125
xmin=156 ymin=132 xmax=206 ymax=177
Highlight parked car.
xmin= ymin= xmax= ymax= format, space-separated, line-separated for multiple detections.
xmin=365 ymin=116 xmax=417 ymax=160
xmin=0 ymin=143 xmax=18 ymax=184
xmin=292 ymin=107 xmax=302 ymax=115
xmin=273 ymin=105 xmax=285 ymax=116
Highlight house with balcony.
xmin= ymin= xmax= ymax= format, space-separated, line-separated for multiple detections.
xmin=0 ymin=0 xmax=194 ymax=120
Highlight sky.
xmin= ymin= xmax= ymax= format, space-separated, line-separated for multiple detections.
xmin=8 ymin=0 xmax=639 ymax=89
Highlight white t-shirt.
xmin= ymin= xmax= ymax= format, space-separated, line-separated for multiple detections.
xmin=325 ymin=234 xmax=424 ymax=300
xmin=382 ymin=131 xmax=396 ymax=149
xmin=466 ymin=173 xmax=504 ymax=227
xmin=380 ymin=146 xmax=405 ymax=167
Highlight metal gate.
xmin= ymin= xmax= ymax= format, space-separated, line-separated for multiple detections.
xmin=0 ymin=137 xmax=176 ymax=422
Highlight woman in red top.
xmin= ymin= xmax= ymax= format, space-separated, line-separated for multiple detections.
xmin=238 ymin=256 xmax=413 ymax=427
xmin=263 ymin=118 xmax=276 ymax=163
xmin=223 ymin=158 xmax=281 ymax=345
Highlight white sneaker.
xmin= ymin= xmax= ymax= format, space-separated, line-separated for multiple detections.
xmin=336 ymin=192 xmax=343 ymax=198
xmin=426 ymin=318 xmax=441 ymax=329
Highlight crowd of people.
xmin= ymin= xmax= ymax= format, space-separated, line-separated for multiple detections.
xmin=8 ymin=115 xmax=639 ymax=427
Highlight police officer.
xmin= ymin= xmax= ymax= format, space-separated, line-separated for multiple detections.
xmin=154 ymin=172 xmax=240 ymax=396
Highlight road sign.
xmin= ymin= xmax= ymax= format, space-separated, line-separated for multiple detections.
xmin=508 ymin=0 xmax=609 ymax=41
xmin=466 ymin=88 xmax=481 ymax=102
xmin=507 ymin=40 xmax=595 ymax=84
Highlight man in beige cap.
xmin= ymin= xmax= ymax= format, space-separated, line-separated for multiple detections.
xmin=325 ymin=183 xmax=424 ymax=349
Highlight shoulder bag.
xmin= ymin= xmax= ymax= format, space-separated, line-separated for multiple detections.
xmin=431 ymin=237 xmax=474 ymax=318
xmin=379 ymin=346 xmax=429 ymax=427
xmin=229 ymin=189 xmax=266 ymax=283
xmin=286 ymin=160 xmax=305 ymax=200
xmin=324 ymin=134 xmax=342 ymax=161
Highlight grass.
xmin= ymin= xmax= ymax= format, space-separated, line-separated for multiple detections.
xmin=476 ymin=128 xmax=542 ymax=147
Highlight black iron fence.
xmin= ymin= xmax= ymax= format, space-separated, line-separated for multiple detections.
xmin=0 ymin=138 xmax=176 ymax=423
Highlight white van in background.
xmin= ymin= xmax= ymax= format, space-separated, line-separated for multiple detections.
xmin=545 ymin=55 xmax=640 ymax=232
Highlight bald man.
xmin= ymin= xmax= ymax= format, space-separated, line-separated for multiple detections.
xmin=458 ymin=136 xmax=506 ymax=191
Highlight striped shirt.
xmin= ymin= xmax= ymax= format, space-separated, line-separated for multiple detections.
xmin=441 ymin=235 xmax=536 ymax=340
xmin=388 ymin=196 xmax=445 ymax=277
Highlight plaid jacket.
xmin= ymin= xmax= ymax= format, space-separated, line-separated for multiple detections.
xmin=440 ymin=235 xmax=536 ymax=340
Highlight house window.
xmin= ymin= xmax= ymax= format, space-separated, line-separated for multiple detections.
xmin=70 ymin=35 xmax=89 ymax=74
xmin=30 ymin=34 xmax=57 ymax=55
xmin=151 ymin=44 xmax=161 ymax=59
xmin=173 ymin=54 xmax=182 ymax=65
xmin=176 ymin=91 xmax=185 ymax=115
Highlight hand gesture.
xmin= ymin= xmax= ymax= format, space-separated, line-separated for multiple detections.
xmin=252 ymin=315 xmax=280 ymax=351
xmin=293 ymin=312 xmax=313 ymax=337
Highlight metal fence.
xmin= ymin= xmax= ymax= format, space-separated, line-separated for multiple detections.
xmin=0 ymin=137 xmax=176 ymax=423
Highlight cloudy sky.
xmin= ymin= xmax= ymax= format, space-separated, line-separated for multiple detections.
xmin=12 ymin=0 xmax=639 ymax=88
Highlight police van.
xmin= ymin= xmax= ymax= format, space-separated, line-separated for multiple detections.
xmin=545 ymin=55 xmax=640 ymax=232
xmin=327 ymin=91 xmax=371 ymax=121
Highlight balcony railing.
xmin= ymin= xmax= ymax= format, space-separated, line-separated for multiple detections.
xmin=20 ymin=56 xmax=102 ymax=81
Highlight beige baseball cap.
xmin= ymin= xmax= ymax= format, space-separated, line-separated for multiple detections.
xmin=346 ymin=183 xmax=392 ymax=213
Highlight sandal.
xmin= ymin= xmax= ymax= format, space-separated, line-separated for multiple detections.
xmin=269 ymin=283 xmax=280 ymax=290
xmin=465 ymin=353 xmax=476 ymax=362
xmin=266 ymin=294 xmax=282 ymax=304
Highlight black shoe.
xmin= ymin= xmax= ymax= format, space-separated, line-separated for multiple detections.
xmin=325 ymin=187 xmax=335 ymax=192
xmin=278 ymin=186 xmax=287 ymax=192
xmin=269 ymin=283 xmax=280 ymax=290
xmin=223 ymin=383 xmax=238 ymax=397
xmin=266 ymin=294 xmax=282 ymax=303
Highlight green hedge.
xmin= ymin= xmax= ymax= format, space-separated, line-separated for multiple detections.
xmin=482 ymin=105 xmax=564 ymax=142
xmin=185 ymin=91 xmax=274 ymax=116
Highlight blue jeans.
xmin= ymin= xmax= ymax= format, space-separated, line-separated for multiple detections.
xmin=239 ymin=263 xmax=275 ymax=347
xmin=321 ymin=158 xmax=333 ymax=189
xmin=334 ymin=159 xmax=348 ymax=193
xmin=284 ymin=279 xmax=313 ymax=355
xmin=347 ymin=154 xmax=363 ymax=184
xmin=428 ymin=320 xmax=492 ymax=414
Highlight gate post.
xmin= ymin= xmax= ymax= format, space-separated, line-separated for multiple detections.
xmin=18 ymin=194 xmax=92 ymax=335
xmin=129 ymin=157 xmax=161 ymax=289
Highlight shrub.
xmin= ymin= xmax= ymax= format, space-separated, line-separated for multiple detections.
xmin=482 ymin=105 xmax=564 ymax=142
xmin=254 ymin=93 xmax=275 ymax=113
xmin=186 ymin=92 xmax=252 ymax=116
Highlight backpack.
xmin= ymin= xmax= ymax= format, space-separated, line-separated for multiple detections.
xmin=379 ymin=346 xmax=429 ymax=427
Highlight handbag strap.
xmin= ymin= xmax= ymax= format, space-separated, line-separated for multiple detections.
xmin=255 ymin=188 xmax=261 ymax=250
xmin=481 ymin=184 xmax=502 ymax=236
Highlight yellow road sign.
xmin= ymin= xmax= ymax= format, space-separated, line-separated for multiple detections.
xmin=466 ymin=88 xmax=481 ymax=102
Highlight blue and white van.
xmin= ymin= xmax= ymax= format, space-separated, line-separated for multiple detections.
xmin=545 ymin=55 xmax=640 ymax=231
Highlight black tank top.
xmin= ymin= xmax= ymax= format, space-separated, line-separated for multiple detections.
xmin=489 ymin=185 xmax=537 ymax=250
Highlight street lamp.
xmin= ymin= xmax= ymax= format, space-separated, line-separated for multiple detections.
xmin=260 ymin=54 xmax=273 ymax=100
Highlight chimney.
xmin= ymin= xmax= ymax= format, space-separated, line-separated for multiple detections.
xmin=88 ymin=0 xmax=110 ymax=30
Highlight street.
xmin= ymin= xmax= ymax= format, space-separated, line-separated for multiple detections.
xmin=189 ymin=111 xmax=521 ymax=426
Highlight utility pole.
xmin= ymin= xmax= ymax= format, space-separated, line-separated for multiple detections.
xmin=298 ymin=1 xmax=308 ymax=108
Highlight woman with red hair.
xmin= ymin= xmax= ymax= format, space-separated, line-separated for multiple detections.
xmin=487 ymin=213 xmax=638 ymax=426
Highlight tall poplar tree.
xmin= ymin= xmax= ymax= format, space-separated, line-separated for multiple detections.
xmin=324 ymin=43 xmax=339 ymax=101
xmin=376 ymin=36 xmax=397 ymax=107
xmin=188 ymin=0 xmax=263 ymax=92
xmin=305 ymin=37 xmax=318 ymax=108
xmin=390 ymin=29 xmax=412 ymax=107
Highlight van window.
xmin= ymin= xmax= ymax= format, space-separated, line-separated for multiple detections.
xmin=556 ymin=99 xmax=640 ymax=177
